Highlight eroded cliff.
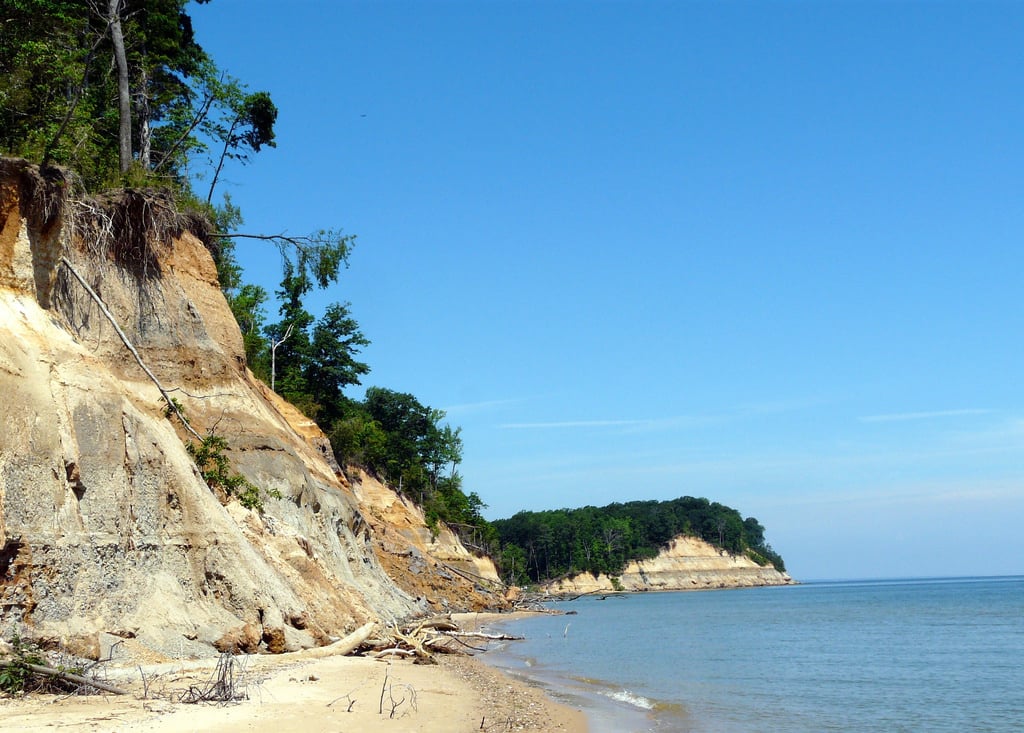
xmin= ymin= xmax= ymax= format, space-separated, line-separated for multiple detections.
xmin=544 ymin=535 xmax=793 ymax=594
xmin=0 ymin=160 xmax=501 ymax=660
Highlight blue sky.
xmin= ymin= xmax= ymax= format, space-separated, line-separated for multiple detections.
xmin=190 ymin=1 xmax=1023 ymax=580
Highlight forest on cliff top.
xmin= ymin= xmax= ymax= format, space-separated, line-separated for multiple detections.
xmin=495 ymin=497 xmax=786 ymax=585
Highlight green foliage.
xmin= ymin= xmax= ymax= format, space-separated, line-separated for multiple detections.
xmin=361 ymin=387 xmax=436 ymax=489
xmin=492 ymin=497 xmax=786 ymax=584
xmin=268 ymin=262 xmax=317 ymax=407
xmin=306 ymin=302 xmax=370 ymax=425
xmin=162 ymin=396 xmax=186 ymax=421
xmin=0 ymin=0 xmax=276 ymax=192
xmin=295 ymin=229 xmax=356 ymax=290
xmin=261 ymin=261 xmax=369 ymax=423
xmin=324 ymin=389 xmax=493 ymax=554
xmin=186 ymin=433 xmax=277 ymax=511
xmin=0 ymin=635 xmax=45 ymax=694
xmin=203 ymin=80 xmax=278 ymax=203
xmin=0 ymin=635 xmax=88 ymax=696
xmin=207 ymin=193 xmax=245 ymax=290
xmin=1 ymin=1 xmax=116 ymax=186
xmin=328 ymin=410 xmax=388 ymax=469
xmin=228 ymin=282 xmax=271 ymax=379
xmin=495 ymin=543 xmax=529 ymax=585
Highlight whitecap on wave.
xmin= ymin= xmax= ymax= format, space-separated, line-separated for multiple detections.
xmin=601 ymin=688 xmax=655 ymax=710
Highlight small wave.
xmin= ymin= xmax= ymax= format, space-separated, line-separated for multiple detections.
xmin=601 ymin=688 xmax=656 ymax=710
xmin=568 ymin=674 xmax=610 ymax=687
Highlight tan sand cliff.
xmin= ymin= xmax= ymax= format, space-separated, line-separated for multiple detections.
xmin=0 ymin=159 xmax=501 ymax=661
xmin=544 ymin=535 xmax=793 ymax=594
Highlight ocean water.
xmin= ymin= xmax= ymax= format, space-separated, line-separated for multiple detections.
xmin=483 ymin=576 xmax=1024 ymax=732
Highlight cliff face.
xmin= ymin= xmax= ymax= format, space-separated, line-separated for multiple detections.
xmin=0 ymin=160 xmax=500 ymax=659
xmin=544 ymin=536 xmax=793 ymax=594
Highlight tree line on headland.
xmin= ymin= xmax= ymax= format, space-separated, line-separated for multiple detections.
xmin=493 ymin=498 xmax=786 ymax=586
xmin=1 ymin=0 xmax=785 ymax=587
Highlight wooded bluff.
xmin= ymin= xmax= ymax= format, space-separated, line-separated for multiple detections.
xmin=493 ymin=497 xmax=786 ymax=585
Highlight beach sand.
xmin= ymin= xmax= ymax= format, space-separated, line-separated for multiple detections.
xmin=0 ymin=613 xmax=588 ymax=732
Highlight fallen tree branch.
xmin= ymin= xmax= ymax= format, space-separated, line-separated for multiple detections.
xmin=424 ymin=635 xmax=484 ymax=654
xmin=437 ymin=561 xmax=506 ymax=593
xmin=59 ymin=256 xmax=202 ymax=442
xmin=373 ymin=648 xmax=415 ymax=659
xmin=400 ymin=616 xmax=458 ymax=635
xmin=24 ymin=663 xmax=128 ymax=696
xmin=442 ymin=630 xmax=524 ymax=641
xmin=304 ymin=622 xmax=375 ymax=660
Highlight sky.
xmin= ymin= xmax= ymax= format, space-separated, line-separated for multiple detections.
xmin=189 ymin=0 xmax=1023 ymax=581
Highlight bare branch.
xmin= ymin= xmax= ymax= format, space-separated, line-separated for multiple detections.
xmin=152 ymin=91 xmax=217 ymax=173
xmin=60 ymin=257 xmax=202 ymax=442
xmin=270 ymin=322 xmax=293 ymax=392
xmin=24 ymin=663 xmax=128 ymax=696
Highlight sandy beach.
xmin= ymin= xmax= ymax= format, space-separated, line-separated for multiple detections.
xmin=0 ymin=613 xmax=588 ymax=733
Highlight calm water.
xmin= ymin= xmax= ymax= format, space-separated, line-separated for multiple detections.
xmin=483 ymin=576 xmax=1024 ymax=732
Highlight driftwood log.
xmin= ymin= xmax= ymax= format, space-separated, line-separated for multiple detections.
xmin=359 ymin=614 xmax=523 ymax=662
xmin=442 ymin=630 xmax=523 ymax=641
xmin=24 ymin=663 xmax=128 ymax=695
xmin=304 ymin=622 xmax=376 ymax=660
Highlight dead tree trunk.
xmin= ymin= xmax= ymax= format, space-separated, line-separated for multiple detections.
xmin=107 ymin=0 xmax=132 ymax=173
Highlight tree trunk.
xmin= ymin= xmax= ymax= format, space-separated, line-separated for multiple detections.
xmin=107 ymin=0 xmax=132 ymax=173
xmin=303 ymin=622 xmax=375 ymax=659
xmin=137 ymin=62 xmax=151 ymax=169
xmin=270 ymin=322 xmax=293 ymax=392
xmin=206 ymin=115 xmax=240 ymax=204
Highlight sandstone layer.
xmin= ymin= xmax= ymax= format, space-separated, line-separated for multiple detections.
xmin=0 ymin=160 xmax=501 ymax=659
xmin=544 ymin=535 xmax=793 ymax=594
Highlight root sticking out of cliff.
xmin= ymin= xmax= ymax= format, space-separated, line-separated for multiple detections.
xmin=2 ymin=157 xmax=213 ymax=280
xmin=0 ymin=158 xmax=68 ymax=238
xmin=67 ymin=188 xmax=211 ymax=281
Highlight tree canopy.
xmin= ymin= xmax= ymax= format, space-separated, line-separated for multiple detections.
xmin=492 ymin=497 xmax=786 ymax=585
xmin=1 ymin=0 xmax=273 ymax=194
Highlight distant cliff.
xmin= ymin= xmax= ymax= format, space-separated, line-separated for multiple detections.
xmin=0 ymin=159 xmax=502 ymax=660
xmin=544 ymin=535 xmax=793 ymax=594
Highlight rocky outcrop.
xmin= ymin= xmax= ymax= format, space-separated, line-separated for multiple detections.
xmin=543 ymin=536 xmax=793 ymax=594
xmin=0 ymin=160 xmax=502 ymax=659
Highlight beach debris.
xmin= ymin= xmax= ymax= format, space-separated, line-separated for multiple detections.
xmin=303 ymin=622 xmax=375 ymax=660
xmin=359 ymin=614 xmax=524 ymax=663
xmin=506 ymin=587 xmax=586 ymax=611
xmin=378 ymin=665 xmax=418 ymax=718
xmin=178 ymin=652 xmax=248 ymax=704
xmin=0 ymin=635 xmax=127 ymax=697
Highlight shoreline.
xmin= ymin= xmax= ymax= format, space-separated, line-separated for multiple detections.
xmin=0 ymin=616 xmax=588 ymax=733
xmin=464 ymin=611 xmax=660 ymax=733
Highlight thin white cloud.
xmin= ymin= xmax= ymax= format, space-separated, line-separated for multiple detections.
xmin=499 ymin=407 xmax=811 ymax=436
xmin=497 ymin=413 xmax=730 ymax=430
xmin=859 ymin=408 xmax=993 ymax=423
xmin=442 ymin=398 xmax=522 ymax=416
xmin=498 ymin=419 xmax=650 ymax=430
